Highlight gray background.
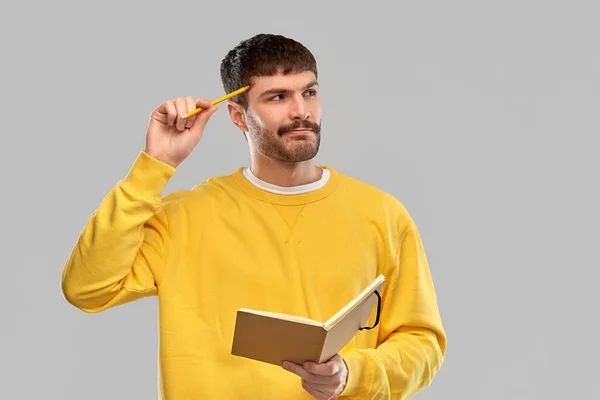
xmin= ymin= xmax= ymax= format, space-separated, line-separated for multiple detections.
xmin=1 ymin=0 xmax=598 ymax=399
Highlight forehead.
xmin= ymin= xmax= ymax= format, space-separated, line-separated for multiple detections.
xmin=248 ymin=70 xmax=318 ymax=96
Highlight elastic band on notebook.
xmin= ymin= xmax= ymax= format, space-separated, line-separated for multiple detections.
xmin=359 ymin=290 xmax=381 ymax=331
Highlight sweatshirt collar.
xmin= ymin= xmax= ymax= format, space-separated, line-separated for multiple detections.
xmin=232 ymin=166 xmax=339 ymax=205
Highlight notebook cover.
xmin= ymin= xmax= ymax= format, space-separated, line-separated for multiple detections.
xmin=231 ymin=310 xmax=327 ymax=366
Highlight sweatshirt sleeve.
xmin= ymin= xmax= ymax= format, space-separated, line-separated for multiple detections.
xmin=61 ymin=150 xmax=177 ymax=313
xmin=339 ymin=219 xmax=447 ymax=399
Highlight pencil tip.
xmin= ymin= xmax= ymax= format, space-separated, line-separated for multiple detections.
xmin=180 ymin=115 xmax=188 ymax=119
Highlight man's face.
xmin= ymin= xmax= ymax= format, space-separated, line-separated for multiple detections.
xmin=243 ymin=70 xmax=322 ymax=163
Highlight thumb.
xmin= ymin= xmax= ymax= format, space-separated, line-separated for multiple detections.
xmin=188 ymin=104 xmax=218 ymax=143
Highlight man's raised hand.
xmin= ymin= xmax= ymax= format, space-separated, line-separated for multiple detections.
xmin=145 ymin=96 xmax=218 ymax=168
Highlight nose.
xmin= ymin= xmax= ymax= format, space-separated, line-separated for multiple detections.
xmin=288 ymin=94 xmax=309 ymax=121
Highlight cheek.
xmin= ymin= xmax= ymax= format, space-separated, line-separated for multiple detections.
xmin=260 ymin=116 xmax=286 ymax=132
xmin=310 ymin=104 xmax=322 ymax=120
xmin=247 ymin=113 xmax=265 ymax=131
xmin=250 ymin=110 xmax=275 ymax=129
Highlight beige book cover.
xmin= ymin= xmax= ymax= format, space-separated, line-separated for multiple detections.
xmin=230 ymin=274 xmax=386 ymax=366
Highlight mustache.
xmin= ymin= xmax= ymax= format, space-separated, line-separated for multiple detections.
xmin=278 ymin=120 xmax=320 ymax=135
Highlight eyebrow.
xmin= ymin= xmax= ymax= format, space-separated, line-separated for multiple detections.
xmin=258 ymin=80 xmax=319 ymax=98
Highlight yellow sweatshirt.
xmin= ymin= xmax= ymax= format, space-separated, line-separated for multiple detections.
xmin=61 ymin=150 xmax=446 ymax=399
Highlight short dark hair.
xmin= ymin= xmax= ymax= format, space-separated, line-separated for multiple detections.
xmin=220 ymin=33 xmax=318 ymax=109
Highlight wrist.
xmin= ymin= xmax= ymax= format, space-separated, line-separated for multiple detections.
xmin=144 ymin=149 xmax=179 ymax=169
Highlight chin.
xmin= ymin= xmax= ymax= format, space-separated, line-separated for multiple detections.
xmin=284 ymin=147 xmax=319 ymax=163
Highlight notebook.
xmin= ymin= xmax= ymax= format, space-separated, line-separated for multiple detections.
xmin=230 ymin=274 xmax=386 ymax=366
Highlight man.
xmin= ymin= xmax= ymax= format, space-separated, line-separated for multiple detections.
xmin=61 ymin=33 xmax=446 ymax=399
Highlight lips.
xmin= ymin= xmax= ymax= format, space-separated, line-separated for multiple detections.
xmin=285 ymin=129 xmax=312 ymax=134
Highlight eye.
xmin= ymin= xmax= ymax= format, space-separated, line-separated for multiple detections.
xmin=270 ymin=94 xmax=284 ymax=101
xmin=305 ymin=89 xmax=317 ymax=96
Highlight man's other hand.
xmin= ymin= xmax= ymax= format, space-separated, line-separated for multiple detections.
xmin=282 ymin=354 xmax=348 ymax=399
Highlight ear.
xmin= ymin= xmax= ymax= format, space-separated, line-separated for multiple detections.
xmin=226 ymin=101 xmax=249 ymax=132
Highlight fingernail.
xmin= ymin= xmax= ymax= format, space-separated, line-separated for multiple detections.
xmin=282 ymin=362 xmax=289 ymax=370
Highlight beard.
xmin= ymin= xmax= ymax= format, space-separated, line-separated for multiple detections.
xmin=246 ymin=114 xmax=321 ymax=163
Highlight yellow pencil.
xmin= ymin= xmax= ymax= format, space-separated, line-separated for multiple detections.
xmin=181 ymin=85 xmax=251 ymax=119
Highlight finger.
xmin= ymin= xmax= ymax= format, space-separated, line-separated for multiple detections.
xmin=302 ymin=379 xmax=330 ymax=392
xmin=302 ymin=382 xmax=333 ymax=400
xmin=303 ymin=377 xmax=345 ymax=400
xmin=193 ymin=104 xmax=218 ymax=125
xmin=192 ymin=98 xmax=216 ymax=123
xmin=155 ymin=99 xmax=177 ymax=126
xmin=174 ymin=97 xmax=187 ymax=131
xmin=283 ymin=362 xmax=313 ymax=381
xmin=184 ymin=96 xmax=197 ymax=129
xmin=301 ymin=381 xmax=333 ymax=400
xmin=195 ymin=97 xmax=212 ymax=110
xmin=187 ymin=99 xmax=218 ymax=142
xmin=304 ymin=357 xmax=340 ymax=377
xmin=283 ymin=362 xmax=329 ymax=385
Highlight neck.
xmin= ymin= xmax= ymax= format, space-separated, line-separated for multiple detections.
xmin=249 ymin=152 xmax=323 ymax=187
